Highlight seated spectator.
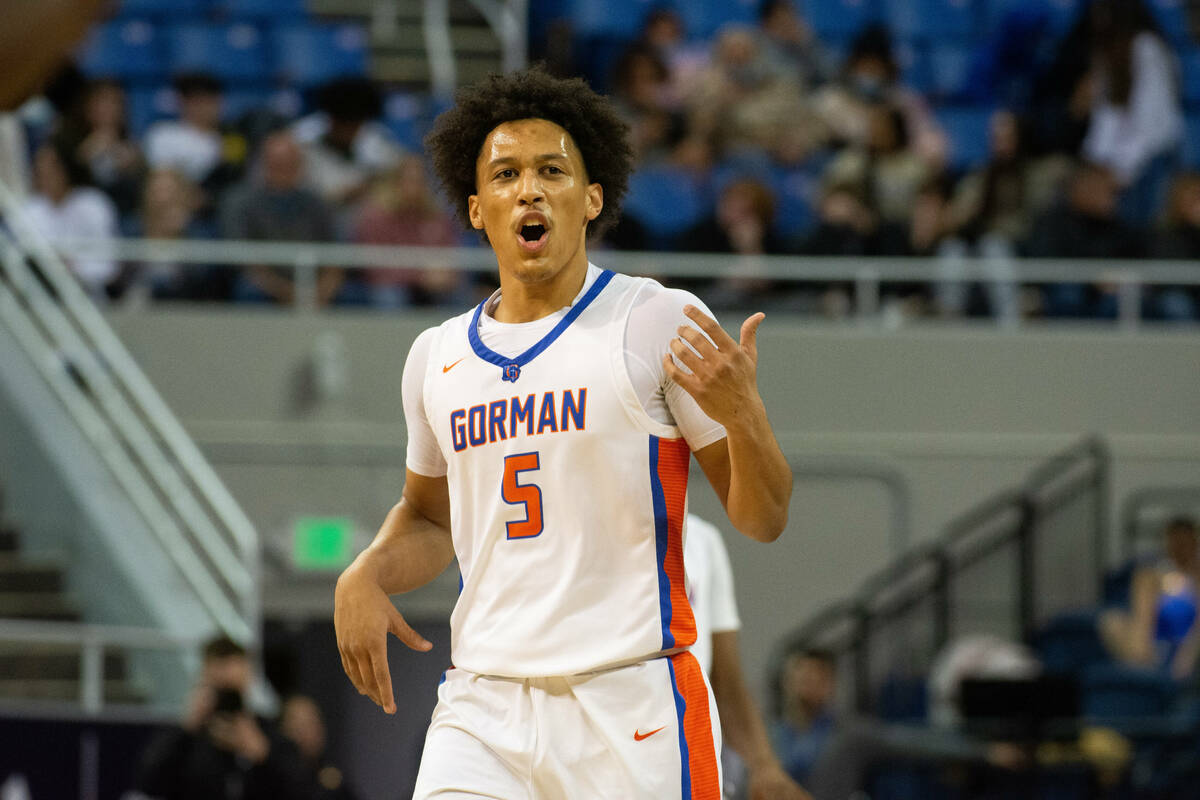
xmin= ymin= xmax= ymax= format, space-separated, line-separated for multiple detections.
xmin=685 ymin=26 xmax=807 ymax=161
xmin=1100 ymin=516 xmax=1200 ymax=678
xmin=144 ymin=73 xmax=248 ymax=215
xmin=1147 ymin=173 xmax=1200 ymax=320
xmin=20 ymin=139 xmax=117 ymax=301
xmin=1081 ymin=0 xmax=1183 ymax=226
xmin=293 ymin=77 xmax=404 ymax=215
xmin=757 ymin=0 xmax=832 ymax=91
xmin=352 ymin=154 xmax=466 ymax=308
xmin=280 ymin=695 xmax=359 ymax=800
xmin=824 ymin=103 xmax=927 ymax=225
xmin=119 ymin=168 xmax=219 ymax=301
xmin=610 ymin=44 xmax=686 ymax=164
xmin=221 ymin=131 xmax=347 ymax=306
xmin=135 ymin=636 xmax=316 ymax=800
xmin=812 ymin=25 xmax=945 ymax=167
xmin=1024 ymin=161 xmax=1144 ymax=317
xmin=55 ymin=77 xmax=143 ymax=215
xmin=802 ymin=182 xmax=880 ymax=257
xmin=637 ymin=8 xmax=708 ymax=105
xmin=772 ymin=648 xmax=838 ymax=787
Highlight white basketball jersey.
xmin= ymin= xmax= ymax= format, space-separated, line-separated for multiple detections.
xmin=421 ymin=268 xmax=698 ymax=677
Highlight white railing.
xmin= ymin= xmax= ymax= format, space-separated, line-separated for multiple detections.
xmin=0 ymin=620 xmax=199 ymax=715
xmin=51 ymin=236 xmax=1200 ymax=327
xmin=0 ymin=186 xmax=259 ymax=648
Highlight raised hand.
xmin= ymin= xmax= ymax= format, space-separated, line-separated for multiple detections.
xmin=662 ymin=305 xmax=766 ymax=430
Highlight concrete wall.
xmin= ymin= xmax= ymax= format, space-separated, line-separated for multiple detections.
xmin=107 ymin=308 xmax=1200 ymax=710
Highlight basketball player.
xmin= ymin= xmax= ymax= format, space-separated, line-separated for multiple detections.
xmin=334 ymin=67 xmax=792 ymax=799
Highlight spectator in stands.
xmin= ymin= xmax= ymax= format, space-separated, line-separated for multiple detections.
xmin=1100 ymin=516 xmax=1200 ymax=678
xmin=119 ymin=168 xmax=218 ymax=301
xmin=1081 ymin=0 xmax=1183 ymax=225
xmin=1024 ymin=161 xmax=1144 ymax=317
xmin=757 ymin=0 xmax=832 ymax=91
xmin=20 ymin=139 xmax=117 ymax=301
xmin=802 ymin=181 xmax=880 ymax=257
xmin=221 ymin=130 xmax=347 ymax=306
xmin=685 ymin=25 xmax=807 ymax=161
xmin=638 ymin=8 xmax=708 ymax=106
xmin=135 ymin=636 xmax=316 ymax=800
xmin=812 ymin=25 xmax=945 ymax=167
xmin=352 ymin=154 xmax=466 ymax=308
xmin=610 ymin=44 xmax=686 ymax=164
xmin=55 ymin=78 xmax=143 ymax=215
xmin=144 ymin=73 xmax=247 ymax=215
xmin=824 ymin=103 xmax=928 ymax=225
xmin=1143 ymin=172 xmax=1200 ymax=320
xmin=771 ymin=649 xmax=838 ymax=787
xmin=684 ymin=177 xmax=787 ymax=308
xmin=293 ymin=77 xmax=404 ymax=216
xmin=280 ymin=695 xmax=359 ymax=800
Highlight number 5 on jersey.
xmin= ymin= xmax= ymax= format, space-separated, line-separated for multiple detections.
xmin=502 ymin=452 xmax=543 ymax=539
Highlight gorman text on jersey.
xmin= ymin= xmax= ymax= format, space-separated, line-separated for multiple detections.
xmin=450 ymin=388 xmax=587 ymax=452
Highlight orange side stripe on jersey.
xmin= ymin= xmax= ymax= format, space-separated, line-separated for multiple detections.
xmin=657 ymin=437 xmax=696 ymax=648
xmin=671 ymin=651 xmax=720 ymax=800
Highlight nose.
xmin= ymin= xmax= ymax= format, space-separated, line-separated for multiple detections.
xmin=516 ymin=169 xmax=545 ymax=206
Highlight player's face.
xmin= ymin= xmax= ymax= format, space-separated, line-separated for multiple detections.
xmin=468 ymin=118 xmax=603 ymax=286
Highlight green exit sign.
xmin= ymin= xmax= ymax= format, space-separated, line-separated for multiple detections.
xmin=293 ymin=517 xmax=354 ymax=570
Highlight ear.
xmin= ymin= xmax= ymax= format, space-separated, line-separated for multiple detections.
xmin=585 ymin=182 xmax=603 ymax=223
xmin=467 ymin=194 xmax=484 ymax=230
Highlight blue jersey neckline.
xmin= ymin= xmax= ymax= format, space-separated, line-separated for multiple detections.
xmin=468 ymin=268 xmax=616 ymax=383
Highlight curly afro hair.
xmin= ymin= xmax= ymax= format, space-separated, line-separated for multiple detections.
xmin=424 ymin=66 xmax=633 ymax=239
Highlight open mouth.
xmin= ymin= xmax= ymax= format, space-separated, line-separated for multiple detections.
xmin=517 ymin=223 xmax=549 ymax=252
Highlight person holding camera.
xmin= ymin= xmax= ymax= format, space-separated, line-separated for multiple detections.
xmin=135 ymin=637 xmax=316 ymax=800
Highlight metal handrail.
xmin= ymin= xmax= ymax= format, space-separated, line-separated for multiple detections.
xmin=0 ymin=181 xmax=259 ymax=646
xmin=0 ymin=619 xmax=200 ymax=714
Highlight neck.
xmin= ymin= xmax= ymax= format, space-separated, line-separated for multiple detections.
xmin=492 ymin=254 xmax=589 ymax=323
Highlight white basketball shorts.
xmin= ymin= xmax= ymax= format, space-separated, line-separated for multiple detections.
xmin=412 ymin=650 xmax=723 ymax=799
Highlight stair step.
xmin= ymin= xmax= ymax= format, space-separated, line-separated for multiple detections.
xmin=0 ymin=678 xmax=145 ymax=705
xmin=0 ymin=593 xmax=80 ymax=621
xmin=0 ymin=561 xmax=65 ymax=593
xmin=0 ymin=646 xmax=127 ymax=680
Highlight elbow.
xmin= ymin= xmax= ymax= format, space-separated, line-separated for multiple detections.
xmin=739 ymin=508 xmax=788 ymax=543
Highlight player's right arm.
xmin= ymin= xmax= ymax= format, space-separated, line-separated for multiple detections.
xmin=334 ymin=328 xmax=453 ymax=714
xmin=334 ymin=472 xmax=453 ymax=714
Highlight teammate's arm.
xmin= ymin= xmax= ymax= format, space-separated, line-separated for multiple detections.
xmin=665 ymin=306 xmax=791 ymax=542
xmin=710 ymin=631 xmax=811 ymax=800
xmin=333 ymin=470 xmax=454 ymax=714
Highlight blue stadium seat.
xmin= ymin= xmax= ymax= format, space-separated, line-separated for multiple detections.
xmin=622 ymin=165 xmax=711 ymax=248
xmin=215 ymin=0 xmax=308 ymax=20
xmin=928 ymin=42 xmax=972 ymax=99
xmin=165 ymin=23 xmax=269 ymax=82
xmin=1146 ymin=0 xmax=1191 ymax=45
xmin=77 ymin=19 xmax=165 ymax=81
xmin=936 ymin=106 xmax=994 ymax=170
xmin=669 ymin=0 xmax=759 ymax=39
xmin=222 ymin=88 xmax=272 ymax=122
xmin=383 ymin=91 xmax=429 ymax=151
xmin=126 ymin=85 xmax=178 ymax=137
xmin=1082 ymin=663 xmax=1174 ymax=720
xmin=117 ymin=0 xmax=209 ymax=17
xmin=1034 ymin=611 xmax=1109 ymax=674
xmin=771 ymin=166 xmax=820 ymax=242
xmin=803 ymin=0 xmax=881 ymax=40
xmin=271 ymin=23 xmax=369 ymax=87
xmin=1184 ymin=113 xmax=1200 ymax=168
xmin=893 ymin=39 xmax=931 ymax=93
xmin=883 ymin=0 xmax=978 ymax=40
xmin=1181 ymin=47 xmax=1200 ymax=108
xmin=566 ymin=0 xmax=657 ymax=39
xmin=984 ymin=0 xmax=1083 ymax=37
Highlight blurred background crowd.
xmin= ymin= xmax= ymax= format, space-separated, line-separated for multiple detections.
xmin=2 ymin=0 xmax=1199 ymax=319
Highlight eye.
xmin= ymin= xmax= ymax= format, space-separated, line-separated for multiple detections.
xmin=495 ymin=168 xmax=516 ymax=180
xmin=544 ymin=165 xmax=564 ymax=174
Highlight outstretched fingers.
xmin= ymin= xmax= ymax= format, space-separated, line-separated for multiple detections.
xmin=683 ymin=305 xmax=735 ymax=349
xmin=739 ymin=312 xmax=765 ymax=359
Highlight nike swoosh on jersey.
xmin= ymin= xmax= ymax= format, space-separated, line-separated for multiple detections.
xmin=442 ymin=357 xmax=466 ymax=373
xmin=633 ymin=726 xmax=666 ymax=741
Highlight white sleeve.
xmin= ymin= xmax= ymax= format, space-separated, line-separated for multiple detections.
xmin=623 ymin=283 xmax=727 ymax=450
xmin=705 ymin=520 xmax=742 ymax=633
xmin=402 ymin=328 xmax=448 ymax=477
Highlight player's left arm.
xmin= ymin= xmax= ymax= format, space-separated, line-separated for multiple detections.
xmin=665 ymin=306 xmax=791 ymax=542
xmin=709 ymin=631 xmax=812 ymax=800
